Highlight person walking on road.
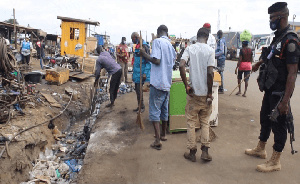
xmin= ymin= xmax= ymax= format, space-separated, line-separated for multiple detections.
xmin=235 ymin=40 xmax=253 ymax=97
xmin=116 ymin=37 xmax=129 ymax=83
xmin=21 ymin=37 xmax=32 ymax=65
xmin=94 ymin=46 xmax=122 ymax=108
xmin=140 ymin=25 xmax=176 ymax=150
xmin=245 ymin=2 xmax=299 ymax=172
xmin=131 ymin=32 xmax=151 ymax=113
xmin=215 ymin=30 xmax=226 ymax=94
xmin=179 ymin=27 xmax=215 ymax=162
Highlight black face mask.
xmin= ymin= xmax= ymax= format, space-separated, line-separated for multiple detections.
xmin=270 ymin=18 xmax=281 ymax=31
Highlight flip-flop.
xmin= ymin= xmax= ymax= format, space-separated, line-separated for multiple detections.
xmin=242 ymin=94 xmax=247 ymax=97
xmin=150 ymin=142 xmax=162 ymax=150
xmin=235 ymin=92 xmax=241 ymax=95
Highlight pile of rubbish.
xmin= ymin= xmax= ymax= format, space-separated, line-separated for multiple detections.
xmin=119 ymin=82 xmax=134 ymax=94
xmin=21 ymin=83 xmax=107 ymax=183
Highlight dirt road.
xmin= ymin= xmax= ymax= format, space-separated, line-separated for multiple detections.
xmin=79 ymin=60 xmax=300 ymax=184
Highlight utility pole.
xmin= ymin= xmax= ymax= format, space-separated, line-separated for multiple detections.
xmin=217 ymin=9 xmax=220 ymax=31
xmin=13 ymin=8 xmax=17 ymax=49
xmin=293 ymin=14 xmax=296 ymax=30
xmin=89 ymin=18 xmax=91 ymax=37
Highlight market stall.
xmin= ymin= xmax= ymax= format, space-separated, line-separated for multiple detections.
xmin=169 ymin=70 xmax=221 ymax=133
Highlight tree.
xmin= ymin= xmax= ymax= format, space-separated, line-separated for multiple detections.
xmin=4 ymin=19 xmax=19 ymax=25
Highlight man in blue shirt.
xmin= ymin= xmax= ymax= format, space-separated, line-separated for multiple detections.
xmin=94 ymin=46 xmax=122 ymax=108
xmin=215 ymin=30 xmax=226 ymax=94
xmin=21 ymin=37 xmax=32 ymax=65
xmin=140 ymin=25 xmax=176 ymax=150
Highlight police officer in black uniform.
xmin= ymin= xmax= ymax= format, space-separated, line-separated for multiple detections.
xmin=245 ymin=2 xmax=299 ymax=172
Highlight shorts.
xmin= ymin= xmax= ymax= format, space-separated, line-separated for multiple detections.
xmin=149 ymin=85 xmax=169 ymax=122
xmin=238 ymin=70 xmax=251 ymax=82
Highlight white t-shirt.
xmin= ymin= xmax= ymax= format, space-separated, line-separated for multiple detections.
xmin=181 ymin=42 xmax=215 ymax=96
xmin=207 ymin=33 xmax=216 ymax=50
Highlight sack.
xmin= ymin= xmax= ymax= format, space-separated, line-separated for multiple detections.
xmin=240 ymin=30 xmax=252 ymax=42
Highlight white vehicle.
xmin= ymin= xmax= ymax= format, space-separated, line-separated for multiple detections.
xmin=254 ymin=33 xmax=275 ymax=62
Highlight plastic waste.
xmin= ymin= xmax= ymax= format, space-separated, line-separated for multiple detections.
xmin=64 ymin=159 xmax=81 ymax=172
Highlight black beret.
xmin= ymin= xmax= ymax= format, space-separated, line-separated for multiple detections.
xmin=268 ymin=2 xmax=287 ymax=14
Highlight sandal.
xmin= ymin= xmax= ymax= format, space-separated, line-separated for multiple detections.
xmin=235 ymin=92 xmax=241 ymax=95
xmin=150 ymin=142 xmax=162 ymax=150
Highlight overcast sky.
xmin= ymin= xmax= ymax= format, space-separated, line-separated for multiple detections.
xmin=1 ymin=0 xmax=299 ymax=44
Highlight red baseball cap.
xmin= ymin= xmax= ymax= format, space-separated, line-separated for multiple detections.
xmin=203 ymin=23 xmax=211 ymax=28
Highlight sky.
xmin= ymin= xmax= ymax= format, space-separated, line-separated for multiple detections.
xmin=1 ymin=0 xmax=299 ymax=44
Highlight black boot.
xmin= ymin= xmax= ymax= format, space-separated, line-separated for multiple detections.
xmin=184 ymin=149 xmax=197 ymax=162
xmin=201 ymin=146 xmax=212 ymax=161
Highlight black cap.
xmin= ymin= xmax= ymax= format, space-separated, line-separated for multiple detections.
xmin=268 ymin=2 xmax=287 ymax=14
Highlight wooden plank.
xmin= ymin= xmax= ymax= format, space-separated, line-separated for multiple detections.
xmin=69 ymin=71 xmax=82 ymax=77
xmin=71 ymin=73 xmax=93 ymax=80
xmin=41 ymin=93 xmax=62 ymax=108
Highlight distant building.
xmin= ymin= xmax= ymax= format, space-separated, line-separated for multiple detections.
xmin=289 ymin=21 xmax=300 ymax=33
xmin=93 ymin=34 xmax=110 ymax=46
xmin=57 ymin=16 xmax=100 ymax=57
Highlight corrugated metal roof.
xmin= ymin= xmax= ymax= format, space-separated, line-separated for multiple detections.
xmin=57 ymin=16 xmax=100 ymax=26
xmin=0 ymin=21 xmax=37 ymax=31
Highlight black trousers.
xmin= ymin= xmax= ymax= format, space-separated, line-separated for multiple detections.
xmin=109 ymin=69 xmax=122 ymax=104
xmin=259 ymin=91 xmax=288 ymax=152
xmin=135 ymin=83 xmax=144 ymax=108
xmin=22 ymin=54 xmax=30 ymax=65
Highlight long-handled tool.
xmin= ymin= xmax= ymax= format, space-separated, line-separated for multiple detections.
xmin=136 ymin=31 xmax=145 ymax=130
xmin=229 ymin=71 xmax=252 ymax=96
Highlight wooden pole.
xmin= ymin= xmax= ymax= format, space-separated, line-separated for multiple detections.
xmin=13 ymin=8 xmax=17 ymax=49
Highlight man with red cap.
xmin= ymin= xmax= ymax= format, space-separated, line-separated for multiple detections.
xmin=203 ymin=23 xmax=216 ymax=50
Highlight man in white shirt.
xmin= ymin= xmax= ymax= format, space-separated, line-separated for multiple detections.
xmin=203 ymin=23 xmax=216 ymax=50
xmin=179 ymin=27 xmax=215 ymax=162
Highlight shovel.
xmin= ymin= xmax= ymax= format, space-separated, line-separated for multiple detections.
xmin=136 ymin=31 xmax=145 ymax=130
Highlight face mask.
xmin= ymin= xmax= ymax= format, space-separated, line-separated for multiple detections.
xmin=270 ymin=18 xmax=280 ymax=31
xmin=123 ymin=41 xmax=126 ymax=44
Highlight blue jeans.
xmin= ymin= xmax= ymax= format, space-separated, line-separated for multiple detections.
xmin=149 ymin=85 xmax=169 ymax=122
xmin=40 ymin=53 xmax=44 ymax=69
xmin=217 ymin=59 xmax=225 ymax=91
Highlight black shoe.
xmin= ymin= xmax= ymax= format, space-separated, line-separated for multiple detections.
xmin=218 ymin=89 xmax=224 ymax=94
xmin=133 ymin=107 xmax=139 ymax=112
xmin=105 ymin=103 xmax=114 ymax=108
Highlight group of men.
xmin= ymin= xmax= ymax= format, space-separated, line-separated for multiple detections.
xmin=94 ymin=1 xmax=299 ymax=173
